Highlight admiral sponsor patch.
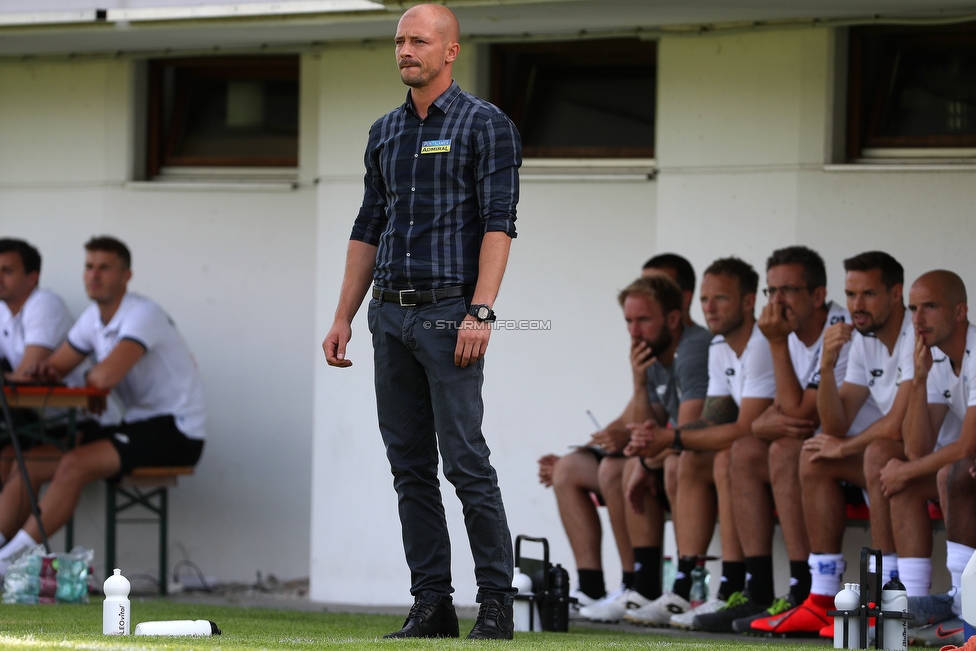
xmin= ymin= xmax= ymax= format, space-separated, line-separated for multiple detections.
xmin=420 ymin=139 xmax=451 ymax=154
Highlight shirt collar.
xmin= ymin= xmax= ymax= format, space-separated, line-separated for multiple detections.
xmin=403 ymin=80 xmax=462 ymax=118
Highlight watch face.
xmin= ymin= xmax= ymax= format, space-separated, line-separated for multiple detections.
xmin=477 ymin=306 xmax=490 ymax=319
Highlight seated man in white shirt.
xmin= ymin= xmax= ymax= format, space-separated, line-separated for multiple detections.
xmin=0 ymin=236 xmax=206 ymax=577
xmin=0 ymin=238 xmax=81 ymax=477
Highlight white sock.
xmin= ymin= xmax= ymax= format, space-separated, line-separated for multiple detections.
xmin=809 ymin=553 xmax=846 ymax=597
xmin=946 ymin=541 xmax=975 ymax=615
xmin=0 ymin=529 xmax=38 ymax=577
xmin=897 ymin=557 xmax=932 ymax=597
xmin=882 ymin=554 xmax=899 ymax=583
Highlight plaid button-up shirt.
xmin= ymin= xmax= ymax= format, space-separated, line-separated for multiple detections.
xmin=351 ymin=81 xmax=521 ymax=290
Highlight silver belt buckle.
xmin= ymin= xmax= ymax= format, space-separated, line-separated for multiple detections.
xmin=399 ymin=289 xmax=419 ymax=307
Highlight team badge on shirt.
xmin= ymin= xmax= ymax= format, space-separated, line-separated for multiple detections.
xmin=420 ymin=139 xmax=451 ymax=154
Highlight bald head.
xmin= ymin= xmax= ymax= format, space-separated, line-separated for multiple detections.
xmin=399 ymin=4 xmax=460 ymax=44
xmin=914 ymin=270 xmax=968 ymax=307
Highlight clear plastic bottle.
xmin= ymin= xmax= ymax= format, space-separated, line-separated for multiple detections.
xmin=662 ymin=556 xmax=675 ymax=592
xmin=689 ymin=558 xmax=709 ymax=608
xmin=134 ymin=620 xmax=221 ymax=636
xmin=102 ymin=569 xmax=130 ymax=635
xmin=834 ymin=582 xmax=860 ymax=649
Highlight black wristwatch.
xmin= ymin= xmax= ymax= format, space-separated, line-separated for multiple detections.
xmin=469 ymin=304 xmax=496 ymax=322
xmin=671 ymin=429 xmax=684 ymax=451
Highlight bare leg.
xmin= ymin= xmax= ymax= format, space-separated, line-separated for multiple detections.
xmin=598 ymin=456 xmax=634 ymax=571
xmin=664 ymin=453 xmax=679 ymax=542
xmin=0 ymin=445 xmax=63 ymax=539
xmin=730 ymin=436 xmax=774 ymax=556
xmin=714 ymin=449 xmax=743 ymax=561
xmin=769 ymin=438 xmax=809 ymax=561
xmin=889 ymin=473 xmax=940 ymax=559
xmin=800 ymin=447 xmax=865 ymax=553
xmin=864 ymin=439 xmax=903 ymax=554
xmin=552 ymin=450 xmax=604 ymax=569
xmin=945 ymin=458 xmax=976 ymax=547
xmin=620 ymin=457 xmax=663 ymax=548
xmin=675 ymin=449 xmax=717 ymax=556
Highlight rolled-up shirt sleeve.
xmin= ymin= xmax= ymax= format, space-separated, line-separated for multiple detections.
xmin=350 ymin=122 xmax=389 ymax=246
xmin=475 ymin=112 xmax=520 ymax=238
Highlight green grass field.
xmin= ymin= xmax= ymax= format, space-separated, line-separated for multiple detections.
xmin=0 ymin=598 xmax=834 ymax=651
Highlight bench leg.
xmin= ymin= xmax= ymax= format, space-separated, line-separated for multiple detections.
xmin=105 ymin=484 xmax=116 ymax=573
xmin=159 ymin=488 xmax=167 ymax=596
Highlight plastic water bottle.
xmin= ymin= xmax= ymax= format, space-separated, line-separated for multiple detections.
xmin=689 ymin=558 xmax=708 ymax=608
xmin=834 ymin=582 xmax=861 ymax=648
xmin=961 ymin=550 xmax=976 ymax=643
xmin=544 ymin=563 xmax=570 ymax=632
xmin=103 ymin=569 xmax=130 ymax=635
xmin=513 ymin=567 xmax=535 ymax=632
xmin=881 ymin=573 xmax=908 ymax=650
xmin=662 ymin=556 xmax=675 ymax=592
xmin=134 ymin=620 xmax=221 ymax=636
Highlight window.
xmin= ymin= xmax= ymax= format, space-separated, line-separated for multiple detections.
xmin=847 ymin=24 xmax=976 ymax=161
xmin=490 ymin=39 xmax=656 ymax=158
xmin=147 ymin=55 xmax=299 ymax=178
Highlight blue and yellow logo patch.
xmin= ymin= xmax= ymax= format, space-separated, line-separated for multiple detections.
xmin=420 ymin=139 xmax=451 ymax=154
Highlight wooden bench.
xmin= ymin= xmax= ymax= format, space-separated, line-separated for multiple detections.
xmin=105 ymin=466 xmax=194 ymax=595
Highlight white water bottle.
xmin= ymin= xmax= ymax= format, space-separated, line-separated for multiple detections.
xmin=834 ymin=582 xmax=860 ymax=649
xmin=962 ymin=550 xmax=976 ymax=642
xmin=102 ymin=568 xmax=130 ymax=635
xmin=134 ymin=620 xmax=221 ymax=636
xmin=513 ymin=567 xmax=535 ymax=632
xmin=881 ymin=573 xmax=908 ymax=650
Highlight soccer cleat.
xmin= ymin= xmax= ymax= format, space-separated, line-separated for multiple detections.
xmin=731 ymin=594 xmax=797 ymax=633
xmin=694 ymin=591 xmax=767 ymax=633
xmin=748 ymin=593 xmax=833 ymax=636
xmin=622 ymin=592 xmax=690 ymax=626
xmin=569 ymin=588 xmax=598 ymax=621
xmin=669 ymin=596 xmax=725 ymax=629
xmin=909 ymin=590 xmax=958 ymax=627
xmin=909 ymin=617 xmax=965 ymax=647
xmin=578 ymin=587 xmax=652 ymax=623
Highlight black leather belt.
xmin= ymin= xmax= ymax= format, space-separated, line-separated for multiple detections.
xmin=372 ymin=285 xmax=474 ymax=307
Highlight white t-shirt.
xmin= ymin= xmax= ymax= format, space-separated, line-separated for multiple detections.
xmin=925 ymin=323 xmax=976 ymax=450
xmin=67 ymin=293 xmax=206 ymax=440
xmin=0 ymin=288 xmax=85 ymax=387
xmin=707 ymin=322 xmax=777 ymax=406
xmin=844 ymin=307 xmax=915 ymax=415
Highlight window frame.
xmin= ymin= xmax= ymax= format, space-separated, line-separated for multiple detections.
xmin=146 ymin=55 xmax=300 ymax=178
xmin=489 ymin=38 xmax=657 ymax=159
xmin=847 ymin=23 xmax=976 ymax=161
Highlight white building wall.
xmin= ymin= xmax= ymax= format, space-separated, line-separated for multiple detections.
xmin=0 ymin=54 xmax=317 ymax=587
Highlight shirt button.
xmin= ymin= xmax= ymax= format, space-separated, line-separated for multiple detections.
xmin=409 ymin=221 xmax=414 ymax=225
xmin=411 ymin=187 xmax=415 ymax=192
xmin=406 ymin=253 xmax=411 ymax=257
xmin=414 ymin=154 xmax=418 ymax=158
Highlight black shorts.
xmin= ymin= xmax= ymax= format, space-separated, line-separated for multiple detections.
xmin=80 ymin=415 xmax=203 ymax=480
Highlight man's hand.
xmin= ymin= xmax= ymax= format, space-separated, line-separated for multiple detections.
xmin=879 ymin=457 xmax=910 ymax=497
xmin=589 ymin=426 xmax=630 ymax=455
xmin=538 ymin=454 xmax=560 ymax=487
xmin=623 ymin=420 xmax=667 ymax=458
xmin=758 ymin=302 xmax=793 ymax=344
xmin=455 ymin=315 xmax=490 ymax=368
xmin=630 ymin=338 xmax=656 ymax=388
xmin=803 ymin=432 xmax=847 ymax=461
xmin=625 ymin=461 xmax=657 ymax=514
xmin=29 ymin=359 xmax=64 ymax=383
xmin=821 ymin=322 xmax=853 ymax=372
xmin=752 ymin=403 xmax=816 ymax=441
xmin=913 ymin=333 xmax=933 ymax=382
xmin=323 ymin=320 xmax=354 ymax=368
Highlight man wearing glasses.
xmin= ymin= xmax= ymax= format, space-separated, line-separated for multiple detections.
xmin=722 ymin=246 xmax=855 ymax=636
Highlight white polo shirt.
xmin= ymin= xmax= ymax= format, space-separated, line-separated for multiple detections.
xmin=926 ymin=323 xmax=976 ymax=450
xmin=67 ymin=293 xmax=206 ymax=440
xmin=844 ymin=308 xmax=915 ymax=415
xmin=707 ymin=322 xmax=777 ymax=407
xmin=0 ymin=288 xmax=86 ymax=387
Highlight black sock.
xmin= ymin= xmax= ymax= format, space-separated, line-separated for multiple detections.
xmin=632 ymin=547 xmax=662 ymax=600
xmin=577 ymin=569 xmax=605 ymax=600
xmin=622 ymin=571 xmax=635 ymax=591
xmin=672 ymin=556 xmax=696 ymax=601
xmin=718 ymin=560 xmax=747 ymax=600
xmin=789 ymin=560 xmax=811 ymax=602
xmin=745 ymin=555 xmax=774 ymax=606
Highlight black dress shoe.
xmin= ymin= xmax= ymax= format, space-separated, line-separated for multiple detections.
xmin=466 ymin=598 xmax=514 ymax=640
xmin=383 ymin=600 xmax=459 ymax=638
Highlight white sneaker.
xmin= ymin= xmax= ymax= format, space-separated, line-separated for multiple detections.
xmin=569 ymin=588 xmax=597 ymax=620
xmin=623 ymin=592 xmax=691 ymax=626
xmin=669 ymin=596 xmax=725 ymax=629
xmin=579 ymin=587 xmax=652 ymax=622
